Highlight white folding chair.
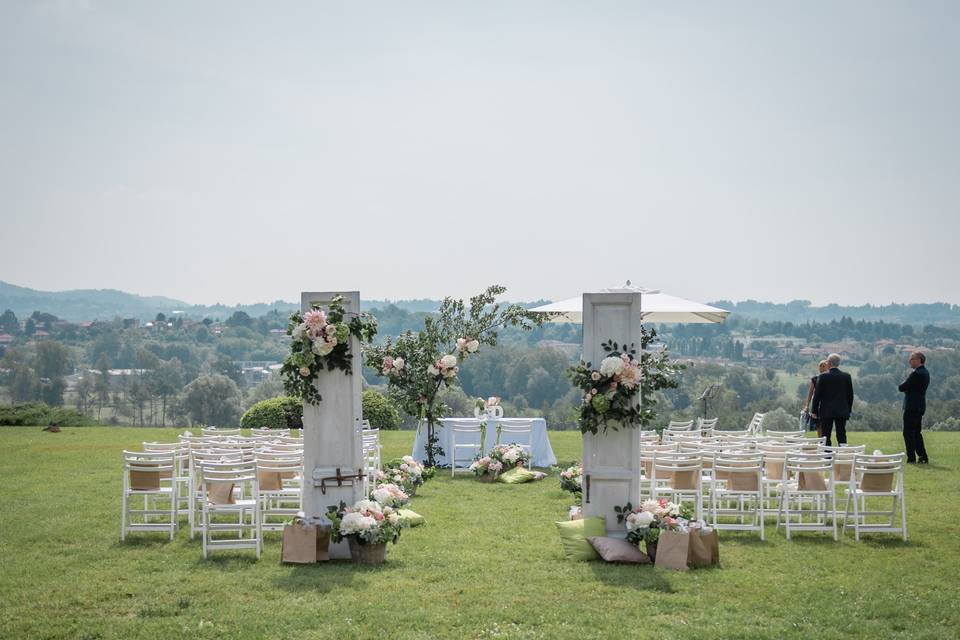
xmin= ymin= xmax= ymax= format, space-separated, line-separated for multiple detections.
xmin=201 ymin=426 xmax=242 ymax=437
xmin=200 ymin=461 xmax=261 ymax=559
xmin=764 ymin=429 xmax=805 ymax=440
xmin=121 ymin=450 xmax=177 ymax=541
xmin=362 ymin=427 xmax=382 ymax=476
xmin=823 ymin=444 xmax=866 ymax=500
xmin=651 ymin=452 xmax=703 ymax=521
xmin=448 ymin=419 xmax=484 ymax=476
xmin=143 ymin=441 xmax=190 ymax=519
xmin=189 ymin=449 xmax=243 ymax=538
xmin=697 ymin=417 xmax=718 ymax=437
xmin=498 ymin=419 xmax=536 ymax=467
xmin=710 ymin=452 xmax=765 ymax=540
xmin=778 ymin=452 xmax=837 ymax=540
xmin=666 ymin=419 xmax=695 ymax=432
xmin=843 ymin=453 xmax=907 ymax=541
xmin=639 ymin=442 xmax=678 ymax=498
xmin=250 ymin=428 xmax=290 ymax=438
xmin=255 ymin=452 xmax=303 ymax=531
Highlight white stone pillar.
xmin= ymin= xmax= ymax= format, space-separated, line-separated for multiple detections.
xmin=581 ymin=292 xmax=643 ymax=534
xmin=300 ymin=291 xmax=365 ymax=558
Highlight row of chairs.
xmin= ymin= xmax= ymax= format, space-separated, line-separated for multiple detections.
xmin=639 ymin=440 xmax=907 ymax=541
xmin=121 ymin=429 xmax=305 ymax=558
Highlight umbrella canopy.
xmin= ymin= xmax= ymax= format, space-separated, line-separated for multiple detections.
xmin=529 ymin=282 xmax=729 ymax=324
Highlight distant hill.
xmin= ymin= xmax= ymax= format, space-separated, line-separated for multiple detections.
xmin=708 ymin=299 xmax=960 ymax=327
xmin=1 ymin=281 xmax=957 ymax=326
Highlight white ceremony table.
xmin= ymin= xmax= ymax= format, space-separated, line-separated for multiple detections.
xmin=411 ymin=417 xmax=558 ymax=468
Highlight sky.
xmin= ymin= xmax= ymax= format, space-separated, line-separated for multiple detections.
xmin=1 ymin=1 xmax=958 ymax=307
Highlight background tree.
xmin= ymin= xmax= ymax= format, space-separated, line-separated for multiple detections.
xmin=0 ymin=309 xmax=20 ymax=335
xmin=179 ymin=374 xmax=243 ymax=426
xmin=34 ymin=340 xmax=71 ymax=406
xmin=152 ymin=358 xmax=184 ymax=426
xmin=365 ymin=285 xmax=549 ymax=467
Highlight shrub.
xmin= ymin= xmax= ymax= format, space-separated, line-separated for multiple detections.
xmin=0 ymin=402 xmax=98 ymax=426
xmin=362 ymin=389 xmax=402 ymax=430
xmin=240 ymin=396 xmax=303 ymax=429
xmin=930 ymin=417 xmax=960 ymax=432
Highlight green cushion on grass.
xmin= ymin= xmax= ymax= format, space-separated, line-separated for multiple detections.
xmin=497 ymin=466 xmax=536 ymax=484
xmin=398 ymin=509 xmax=425 ymax=526
xmin=555 ymin=517 xmax=606 ymax=561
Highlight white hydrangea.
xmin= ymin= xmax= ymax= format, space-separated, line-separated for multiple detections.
xmin=440 ymin=354 xmax=458 ymax=369
xmin=354 ymin=499 xmax=382 ymax=513
xmin=466 ymin=339 xmax=480 ymax=353
xmin=626 ymin=510 xmax=655 ymax=530
xmin=599 ymin=356 xmax=626 ymax=377
xmin=339 ymin=512 xmax=376 ymax=535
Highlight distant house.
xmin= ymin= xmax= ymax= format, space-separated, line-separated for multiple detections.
xmin=0 ymin=333 xmax=14 ymax=345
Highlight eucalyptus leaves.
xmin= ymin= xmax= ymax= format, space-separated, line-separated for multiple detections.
xmin=281 ymin=296 xmax=378 ymax=405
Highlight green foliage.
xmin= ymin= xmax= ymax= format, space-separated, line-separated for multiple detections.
xmin=365 ymin=284 xmax=549 ymax=466
xmin=239 ymin=396 xmax=303 ymax=429
xmin=0 ymin=402 xmax=97 ymax=426
xmin=178 ymin=374 xmax=243 ymax=426
xmin=362 ymin=389 xmax=401 ymax=430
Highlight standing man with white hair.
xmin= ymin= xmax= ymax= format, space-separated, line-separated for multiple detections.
xmin=899 ymin=351 xmax=930 ymax=464
xmin=811 ymin=353 xmax=854 ymax=447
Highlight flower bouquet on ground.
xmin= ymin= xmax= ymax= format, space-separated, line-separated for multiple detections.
xmin=369 ymin=483 xmax=410 ymax=509
xmin=558 ymin=463 xmax=583 ymax=503
xmin=327 ymin=499 xmax=407 ymax=565
xmin=616 ymin=499 xmax=694 ymax=560
xmin=469 ymin=456 xmax=504 ymax=482
xmin=382 ymin=455 xmax=426 ymax=494
xmin=489 ymin=443 xmax=531 ymax=470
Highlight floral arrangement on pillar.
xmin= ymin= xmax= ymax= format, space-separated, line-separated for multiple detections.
xmin=281 ymin=295 xmax=378 ymax=405
xmin=365 ymin=285 xmax=549 ymax=467
xmin=566 ymin=327 xmax=683 ymax=434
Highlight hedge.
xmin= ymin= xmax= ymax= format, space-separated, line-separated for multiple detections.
xmin=362 ymin=389 xmax=402 ymax=430
xmin=0 ymin=402 xmax=98 ymax=427
xmin=240 ymin=396 xmax=304 ymax=429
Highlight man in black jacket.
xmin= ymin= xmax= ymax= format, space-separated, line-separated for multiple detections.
xmin=899 ymin=351 xmax=930 ymax=464
xmin=811 ymin=353 xmax=854 ymax=447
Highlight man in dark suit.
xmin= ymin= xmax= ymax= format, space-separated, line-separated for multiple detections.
xmin=899 ymin=351 xmax=930 ymax=464
xmin=811 ymin=353 xmax=854 ymax=447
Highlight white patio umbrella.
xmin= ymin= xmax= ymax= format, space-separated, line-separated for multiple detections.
xmin=529 ymin=281 xmax=729 ymax=324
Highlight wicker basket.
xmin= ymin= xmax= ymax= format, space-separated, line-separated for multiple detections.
xmin=348 ymin=537 xmax=387 ymax=565
xmin=477 ymin=473 xmax=497 ymax=483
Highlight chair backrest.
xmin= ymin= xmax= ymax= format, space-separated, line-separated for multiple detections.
xmin=666 ymin=419 xmax=695 ymax=431
xmin=785 ymin=452 xmax=833 ymax=491
xmin=251 ymin=428 xmax=289 ymax=437
xmin=746 ymin=412 xmax=765 ymax=435
xmin=698 ymin=417 xmax=719 ymax=432
xmin=123 ymin=450 xmax=176 ymax=490
xmin=260 ymin=443 xmax=304 ymax=454
xmin=854 ymin=452 xmax=904 ymax=493
xmin=201 ymin=427 xmax=242 ymax=437
xmin=765 ymin=429 xmax=805 ymax=440
xmin=653 ymin=452 xmax=702 ymax=490
xmin=447 ymin=419 xmax=483 ymax=434
xmin=200 ymin=460 xmax=256 ymax=503
xmin=823 ymin=445 xmax=866 ymax=483
xmin=714 ymin=452 xmax=763 ymax=491
xmin=255 ymin=452 xmax=302 ymax=490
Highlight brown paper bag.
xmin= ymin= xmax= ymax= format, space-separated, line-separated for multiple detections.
xmin=206 ymin=482 xmax=236 ymax=504
xmin=129 ymin=468 xmax=161 ymax=491
xmin=282 ymin=521 xmax=317 ymax=564
xmin=654 ymin=530 xmax=689 ymax=571
xmin=798 ymin=471 xmax=827 ymax=491
xmin=860 ymin=472 xmax=893 ymax=493
xmin=257 ymin=470 xmax=283 ymax=491
xmin=315 ymin=526 xmax=331 ymax=562
xmin=688 ymin=528 xmax=720 ymax=567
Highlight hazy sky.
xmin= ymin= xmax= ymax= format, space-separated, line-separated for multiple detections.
xmin=2 ymin=1 xmax=958 ymax=307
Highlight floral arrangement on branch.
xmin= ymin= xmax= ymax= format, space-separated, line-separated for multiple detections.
xmin=616 ymin=499 xmax=694 ymax=546
xmin=281 ymin=296 xmax=378 ymax=405
xmin=369 ymin=483 xmax=410 ymax=508
xmin=567 ymin=328 xmax=685 ymax=434
xmin=327 ymin=499 xmax=407 ymax=546
xmin=558 ymin=462 xmax=583 ymax=501
xmin=365 ymin=285 xmax=551 ymax=467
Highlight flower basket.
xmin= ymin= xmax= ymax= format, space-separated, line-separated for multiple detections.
xmin=477 ymin=473 xmax=497 ymax=483
xmin=348 ymin=536 xmax=387 ymax=565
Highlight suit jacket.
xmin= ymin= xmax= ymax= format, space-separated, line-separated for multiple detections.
xmin=898 ymin=365 xmax=929 ymax=414
xmin=812 ymin=367 xmax=854 ymax=419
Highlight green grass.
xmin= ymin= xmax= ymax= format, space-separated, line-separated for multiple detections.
xmin=1 ymin=428 xmax=958 ymax=639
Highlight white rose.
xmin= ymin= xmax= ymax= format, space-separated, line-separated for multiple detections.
xmin=440 ymin=354 xmax=458 ymax=369
xmin=325 ymin=324 xmax=337 ymax=336
xmin=291 ymin=324 xmax=306 ymax=339
xmin=427 ymin=364 xmax=439 ymax=376
xmin=313 ymin=340 xmax=335 ymax=356
xmin=456 ymin=338 xmax=466 ymax=351
xmin=355 ymin=499 xmax=382 ymax=513
xmin=599 ymin=356 xmax=625 ymax=377
xmin=467 ymin=339 xmax=480 ymax=353
xmin=393 ymin=358 xmax=404 ymax=370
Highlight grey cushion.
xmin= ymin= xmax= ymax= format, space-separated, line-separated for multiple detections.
xmin=587 ymin=536 xmax=651 ymax=564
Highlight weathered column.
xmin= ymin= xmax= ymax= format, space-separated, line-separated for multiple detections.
xmin=300 ymin=291 xmax=365 ymax=559
xmin=581 ymin=292 xmax=643 ymax=534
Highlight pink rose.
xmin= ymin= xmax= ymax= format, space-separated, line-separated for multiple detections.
xmin=299 ymin=366 xmax=311 ymax=377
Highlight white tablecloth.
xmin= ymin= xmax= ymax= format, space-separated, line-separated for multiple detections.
xmin=411 ymin=417 xmax=557 ymax=468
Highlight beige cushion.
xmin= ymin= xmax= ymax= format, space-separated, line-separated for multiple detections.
xmin=728 ymin=471 xmax=759 ymax=491
xmin=587 ymin=537 xmax=651 ymax=564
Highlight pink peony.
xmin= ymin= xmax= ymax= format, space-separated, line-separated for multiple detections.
xmin=303 ymin=309 xmax=326 ymax=330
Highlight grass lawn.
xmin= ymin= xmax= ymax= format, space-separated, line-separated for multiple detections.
xmin=1 ymin=428 xmax=958 ymax=639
